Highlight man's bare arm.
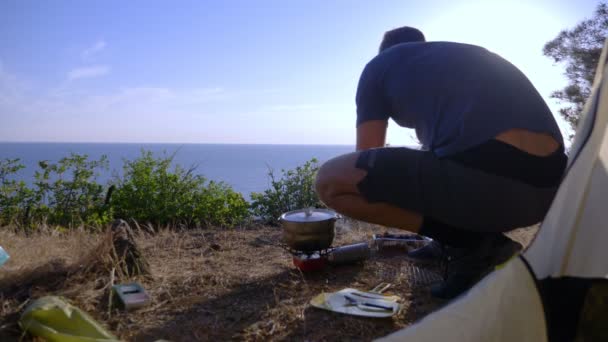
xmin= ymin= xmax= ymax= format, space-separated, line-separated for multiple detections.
xmin=356 ymin=120 xmax=388 ymax=151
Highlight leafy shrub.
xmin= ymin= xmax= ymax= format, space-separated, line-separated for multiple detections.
xmin=110 ymin=150 xmax=248 ymax=227
xmin=250 ymin=158 xmax=325 ymax=225
xmin=1 ymin=155 xmax=111 ymax=228
xmin=192 ymin=180 xmax=250 ymax=227
xmin=0 ymin=159 xmax=31 ymax=226
xmin=29 ymin=154 xmax=111 ymax=227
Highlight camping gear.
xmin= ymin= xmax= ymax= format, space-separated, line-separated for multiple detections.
xmin=310 ymin=288 xmax=400 ymax=318
xmin=112 ymin=283 xmax=151 ymax=311
xmin=292 ymin=251 xmax=327 ymax=272
xmin=19 ymin=296 xmax=119 ymax=342
xmin=287 ymin=241 xmax=371 ymax=272
xmin=372 ymin=233 xmax=431 ymax=251
xmin=326 ymin=242 xmax=371 ymax=264
xmin=280 ymin=208 xmax=338 ymax=272
xmin=280 ymin=208 xmax=340 ymax=251
xmin=0 ymin=246 xmax=9 ymax=267
xmin=376 ymin=39 xmax=608 ymax=342
xmin=344 ymin=294 xmax=394 ymax=311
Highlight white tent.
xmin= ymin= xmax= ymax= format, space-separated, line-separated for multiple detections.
xmin=377 ymin=41 xmax=608 ymax=342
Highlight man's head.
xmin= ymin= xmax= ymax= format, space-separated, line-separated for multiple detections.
xmin=379 ymin=26 xmax=425 ymax=53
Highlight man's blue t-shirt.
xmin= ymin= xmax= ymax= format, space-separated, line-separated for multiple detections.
xmin=356 ymin=41 xmax=564 ymax=157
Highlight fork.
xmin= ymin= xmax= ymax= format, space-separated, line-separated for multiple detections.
xmin=343 ymin=295 xmax=394 ymax=311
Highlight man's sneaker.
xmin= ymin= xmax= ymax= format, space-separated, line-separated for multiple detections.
xmin=430 ymin=235 xmax=522 ymax=300
xmin=407 ymin=239 xmax=443 ymax=262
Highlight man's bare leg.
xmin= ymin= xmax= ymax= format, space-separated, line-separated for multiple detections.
xmin=315 ymin=152 xmax=423 ymax=232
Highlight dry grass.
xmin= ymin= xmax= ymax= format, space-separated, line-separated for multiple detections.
xmin=0 ymin=222 xmax=537 ymax=341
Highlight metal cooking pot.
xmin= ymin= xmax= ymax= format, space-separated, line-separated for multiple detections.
xmin=279 ymin=208 xmax=341 ymax=251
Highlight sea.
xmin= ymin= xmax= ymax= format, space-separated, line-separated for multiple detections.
xmin=0 ymin=143 xmax=355 ymax=199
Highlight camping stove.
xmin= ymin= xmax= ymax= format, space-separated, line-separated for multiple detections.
xmin=287 ymin=242 xmax=372 ymax=272
xmin=288 ymin=247 xmax=331 ymax=272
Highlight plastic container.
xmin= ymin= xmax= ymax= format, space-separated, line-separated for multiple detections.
xmin=327 ymin=242 xmax=370 ymax=264
xmin=112 ymin=283 xmax=151 ymax=310
xmin=0 ymin=246 xmax=9 ymax=267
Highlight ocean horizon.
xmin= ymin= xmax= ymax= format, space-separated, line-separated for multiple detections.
xmin=0 ymin=142 xmax=356 ymax=199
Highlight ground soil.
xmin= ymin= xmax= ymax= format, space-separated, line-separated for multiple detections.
xmin=0 ymin=221 xmax=537 ymax=341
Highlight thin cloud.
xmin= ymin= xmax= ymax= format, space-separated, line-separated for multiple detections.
xmin=81 ymin=40 xmax=107 ymax=59
xmin=67 ymin=65 xmax=110 ymax=80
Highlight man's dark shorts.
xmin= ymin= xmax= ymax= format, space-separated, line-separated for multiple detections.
xmin=355 ymin=140 xmax=567 ymax=232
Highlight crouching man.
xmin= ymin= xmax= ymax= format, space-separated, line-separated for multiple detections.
xmin=315 ymin=27 xmax=567 ymax=299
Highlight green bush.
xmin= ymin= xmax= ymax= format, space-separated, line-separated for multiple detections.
xmin=110 ymin=150 xmax=249 ymax=228
xmin=1 ymin=155 xmax=111 ymax=228
xmin=29 ymin=154 xmax=111 ymax=228
xmin=250 ymin=158 xmax=325 ymax=225
xmin=0 ymin=158 xmax=30 ymax=226
xmin=2 ymin=152 xmax=330 ymax=230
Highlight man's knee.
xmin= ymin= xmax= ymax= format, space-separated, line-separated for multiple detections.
xmin=315 ymin=153 xmax=365 ymax=205
xmin=315 ymin=159 xmax=337 ymax=205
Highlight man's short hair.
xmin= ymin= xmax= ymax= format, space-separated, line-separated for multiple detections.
xmin=379 ymin=26 xmax=426 ymax=53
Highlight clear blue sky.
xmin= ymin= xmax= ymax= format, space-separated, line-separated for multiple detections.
xmin=0 ymin=0 xmax=601 ymax=145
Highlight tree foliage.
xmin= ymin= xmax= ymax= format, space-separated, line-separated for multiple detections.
xmin=110 ymin=150 xmax=249 ymax=228
xmin=1 ymin=151 xmax=321 ymax=231
xmin=544 ymin=2 xmax=608 ymax=130
xmin=250 ymin=158 xmax=325 ymax=225
xmin=0 ymin=151 xmax=250 ymax=230
xmin=36 ymin=154 xmax=110 ymax=227
xmin=0 ymin=154 xmax=110 ymax=228
xmin=0 ymin=159 xmax=29 ymax=226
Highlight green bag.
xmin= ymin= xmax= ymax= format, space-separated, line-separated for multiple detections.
xmin=19 ymin=296 xmax=119 ymax=342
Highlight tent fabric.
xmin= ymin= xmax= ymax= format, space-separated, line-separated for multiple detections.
xmin=375 ymin=257 xmax=547 ymax=342
xmin=524 ymin=42 xmax=608 ymax=279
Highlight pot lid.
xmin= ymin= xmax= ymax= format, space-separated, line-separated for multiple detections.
xmin=281 ymin=208 xmax=338 ymax=222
